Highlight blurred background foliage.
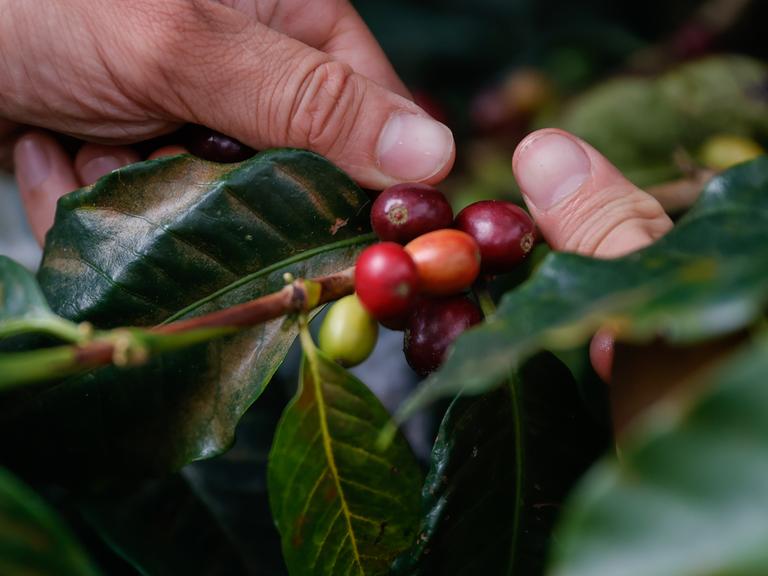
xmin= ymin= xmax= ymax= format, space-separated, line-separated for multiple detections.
xmin=354 ymin=0 xmax=768 ymax=205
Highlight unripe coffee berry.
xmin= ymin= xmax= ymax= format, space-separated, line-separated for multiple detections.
xmin=318 ymin=295 xmax=378 ymax=367
xmin=355 ymin=243 xmax=420 ymax=322
xmin=370 ymin=183 xmax=453 ymax=244
xmin=404 ymin=229 xmax=481 ymax=295
xmin=404 ymin=296 xmax=483 ymax=376
xmin=454 ymin=200 xmax=535 ymax=274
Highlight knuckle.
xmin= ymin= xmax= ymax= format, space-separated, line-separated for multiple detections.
xmin=572 ymin=192 xmax=670 ymax=256
xmin=288 ymin=60 xmax=362 ymax=154
xmin=121 ymin=0 xmax=245 ymax=115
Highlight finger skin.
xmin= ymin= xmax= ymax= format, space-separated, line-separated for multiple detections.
xmin=13 ymin=132 xmax=79 ymax=246
xmin=0 ymin=1 xmax=449 ymax=190
xmin=513 ymin=128 xmax=672 ymax=258
xmin=225 ymin=0 xmax=411 ymax=98
xmin=147 ymin=145 xmax=187 ymax=159
xmin=75 ymin=144 xmax=140 ymax=185
xmin=513 ymin=128 xmax=675 ymax=383
xmin=145 ymin=3 xmax=453 ymax=189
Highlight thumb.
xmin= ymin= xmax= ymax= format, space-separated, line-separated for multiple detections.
xmin=145 ymin=3 xmax=454 ymax=189
xmin=512 ymin=129 xmax=672 ymax=258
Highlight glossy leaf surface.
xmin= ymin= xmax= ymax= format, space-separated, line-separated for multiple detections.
xmin=394 ymin=353 xmax=606 ymax=576
xmin=0 ymin=151 xmax=372 ymax=482
xmin=400 ymin=156 xmax=768 ymax=417
xmin=0 ymin=467 xmax=100 ymax=575
xmin=38 ymin=150 xmax=369 ymax=327
xmin=269 ymin=333 xmax=422 ymax=575
xmin=81 ymin=376 xmax=294 ymax=575
xmin=551 ymin=331 xmax=768 ymax=576
xmin=0 ymin=256 xmax=50 ymax=321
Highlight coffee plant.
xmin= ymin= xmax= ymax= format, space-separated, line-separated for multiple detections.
xmin=2 ymin=55 xmax=768 ymax=576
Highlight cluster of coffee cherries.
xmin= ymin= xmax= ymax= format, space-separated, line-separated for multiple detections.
xmin=319 ymin=183 xmax=536 ymax=377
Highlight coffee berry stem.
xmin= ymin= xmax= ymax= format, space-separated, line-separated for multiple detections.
xmin=1 ymin=268 xmax=358 ymax=388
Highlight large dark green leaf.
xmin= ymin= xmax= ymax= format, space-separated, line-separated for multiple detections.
xmin=0 ymin=256 xmax=83 ymax=344
xmin=79 ymin=375 xmax=294 ymax=576
xmin=398 ymin=156 xmax=768 ymax=418
xmin=393 ymin=353 xmax=606 ymax=576
xmin=78 ymin=474 xmax=249 ymax=576
xmin=0 ymin=467 xmax=100 ymax=575
xmin=38 ymin=149 xmax=370 ymax=327
xmin=268 ymin=331 xmax=422 ymax=575
xmin=0 ymin=151 xmax=373 ymax=482
xmin=0 ymin=256 xmax=49 ymax=322
xmin=549 ymin=331 xmax=768 ymax=576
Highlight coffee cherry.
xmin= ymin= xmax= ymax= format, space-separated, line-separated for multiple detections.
xmin=454 ymin=200 xmax=535 ymax=274
xmin=404 ymin=296 xmax=483 ymax=376
xmin=371 ymin=183 xmax=453 ymax=244
xmin=699 ymin=134 xmax=765 ymax=171
xmin=184 ymin=125 xmax=256 ymax=163
xmin=318 ymin=295 xmax=378 ymax=367
xmin=404 ymin=229 xmax=481 ymax=295
xmin=355 ymin=243 xmax=420 ymax=322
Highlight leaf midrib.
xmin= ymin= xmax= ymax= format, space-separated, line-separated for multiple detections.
xmin=161 ymin=234 xmax=375 ymax=325
xmin=300 ymin=326 xmax=364 ymax=573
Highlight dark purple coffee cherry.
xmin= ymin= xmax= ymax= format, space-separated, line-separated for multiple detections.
xmin=404 ymin=296 xmax=482 ymax=377
xmin=454 ymin=200 xmax=535 ymax=274
xmin=371 ymin=183 xmax=453 ymax=244
xmin=184 ymin=125 xmax=255 ymax=163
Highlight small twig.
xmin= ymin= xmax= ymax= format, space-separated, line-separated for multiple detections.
xmin=646 ymin=169 xmax=716 ymax=214
xmin=50 ymin=267 xmax=355 ymax=376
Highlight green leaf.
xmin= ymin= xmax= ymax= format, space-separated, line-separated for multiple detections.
xmin=398 ymin=155 xmax=768 ymax=419
xmin=393 ymin=353 xmax=606 ymax=576
xmin=38 ymin=149 xmax=370 ymax=327
xmin=0 ymin=150 xmax=373 ymax=481
xmin=0 ymin=256 xmax=83 ymax=343
xmin=79 ymin=377 xmax=294 ymax=575
xmin=0 ymin=256 xmax=49 ymax=321
xmin=268 ymin=329 xmax=422 ymax=575
xmin=549 ymin=331 xmax=768 ymax=576
xmin=0 ymin=467 xmax=100 ymax=575
xmin=78 ymin=474 xmax=250 ymax=576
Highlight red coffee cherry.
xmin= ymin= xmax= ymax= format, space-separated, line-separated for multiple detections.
xmin=404 ymin=229 xmax=481 ymax=295
xmin=404 ymin=296 xmax=483 ymax=376
xmin=454 ymin=200 xmax=535 ymax=274
xmin=371 ymin=183 xmax=453 ymax=244
xmin=355 ymin=243 xmax=420 ymax=322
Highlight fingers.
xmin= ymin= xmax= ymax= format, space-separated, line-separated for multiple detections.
xmin=148 ymin=3 xmax=453 ymax=189
xmin=75 ymin=144 xmax=140 ymax=185
xmin=15 ymin=135 xmax=141 ymax=245
xmin=589 ymin=329 xmax=615 ymax=383
xmin=512 ymin=128 xmax=673 ymax=258
xmin=226 ymin=0 xmax=410 ymax=98
xmin=147 ymin=145 xmax=187 ymax=160
xmin=14 ymin=133 xmax=80 ymax=245
xmin=512 ymin=128 xmax=674 ymax=384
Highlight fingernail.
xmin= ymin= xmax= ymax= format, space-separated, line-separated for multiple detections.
xmin=377 ymin=113 xmax=453 ymax=182
xmin=80 ymin=156 xmax=125 ymax=185
xmin=14 ymin=137 xmax=51 ymax=191
xmin=515 ymin=132 xmax=591 ymax=210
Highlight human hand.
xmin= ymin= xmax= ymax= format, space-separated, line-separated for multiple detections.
xmin=512 ymin=128 xmax=675 ymax=382
xmin=2 ymin=0 xmax=454 ymax=242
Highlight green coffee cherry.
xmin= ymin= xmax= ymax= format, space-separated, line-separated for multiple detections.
xmin=318 ymin=294 xmax=379 ymax=367
xmin=699 ymin=134 xmax=765 ymax=171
